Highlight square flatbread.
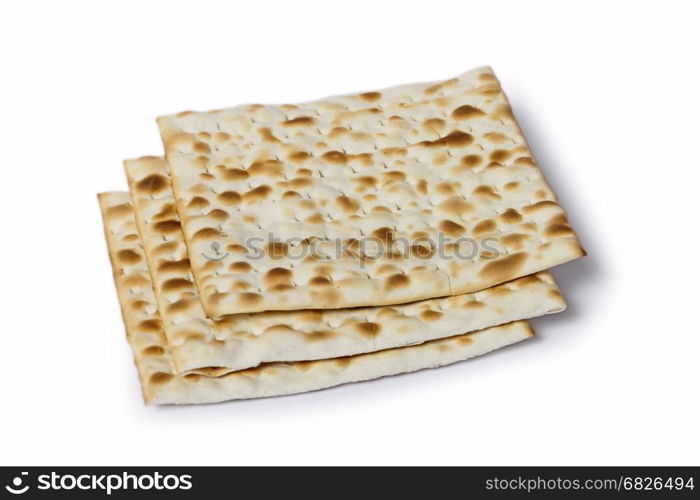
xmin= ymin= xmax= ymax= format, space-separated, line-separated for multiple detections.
xmin=125 ymin=156 xmax=565 ymax=374
xmin=158 ymin=66 xmax=584 ymax=317
xmin=99 ymin=192 xmax=535 ymax=404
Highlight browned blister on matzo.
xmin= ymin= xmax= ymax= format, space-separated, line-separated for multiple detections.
xmin=158 ymin=66 xmax=584 ymax=316
xmin=99 ymin=191 xmax=536 ymax=404
xmin=125 ymin=157 xmax=566 ymax=374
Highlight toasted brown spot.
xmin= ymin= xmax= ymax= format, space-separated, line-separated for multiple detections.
xmin=473 ymin=219 xmax=497 ymax=235
xmin=484 ymin=132 xmax=508 ymax=143
xmin=461 ymin=154 xmax=483 ymax=168
xmin=238 ymin=292 xmax=263 ymax=307
xmin=117 ymin=249 xmax=141 ymax=264
xmin=157 ymin=258 xmax=190 ymax=274
xmin=504 ymin=182 xmax=520 ymax=191
xmin=230 ymin=280 xmax=251 ymax=292
xmin=422 ymin=118 xmax=446 ymax=132
xmin=293 ymin=361 xmax=316 ymax=372
xmin=335 ymin=195 xmax=359 ymax=213
xmin=437 ymin=196 xmax=474 ymax=216
xmin=206 ymin=210 xmax=228 ymax=223
xmin=420 ymin=310 xmax=443 ymax=322
xmin=410 ymin=242 xmax=435 ymax=259
xmin=434 ymin=181 xmax=456 ymax=196
xmin=456 ymin=336 xmax=474 ymax=346
xmin=106 ymin=203 xmax=131 ymax=218
xmin=242 ymin=185 xmax=272 ymax=204
xmin=123 ymin=272 xmax=150 ymax=288
xmin=192 ymin=227 xmax=222 ymax=241
xmin=479 ymin=252 xmax=528 ymax=283
xmin=309 ymin=276 xmax=332 ymax=286
xmin=359 ymin=91 xmax=381 ymax=102
xmin=229 ymin=261 xmax=252 ymax=273
xmin=375 ymin=264 xmax=399 ymax=277
xmin=153 ymin=219 xmax=181 ymax=234
xmin=193 ymin=142 xmax=210 ymax=154
xmin=248 ymin=160 xmax=284 ymax=178
xmin=282 ymin=190 xmax=302 ymax=200
xmin=522 ymin=200 xmax=559 ymax=214
xmin=321 ymin=151 xmax=348 ymax=165
xmin=547 ymin=213 xmax=569 ymax=226
xmin=451 ymin=105 xmax=486 ymax=120
xmin=283 ymin=116 xmax=315 ymax=126
xmin=153 ymin=242 xmax=178 ymax=256
xmin=130 ymin=300 xmax=149 ymax=311
xmin=382 ymin=147 xmax=407 ymax=156
xmin=372 ymin=226 xmax=395 ymax=242
xmin=382 ymin=170 xmax=406 ymax=183
xmin=187 ymin=196 xmax=210 ymax=210
xmin=353 ymin=175 xmax=377 ymax=188
xmin=500 ymin=233 xmax=528 ymax=250
xmin=266 ymin=241 xmax=288 ymax=259
xmin=385 ymin=273 xmax=410 ymax=289
xmin=472 ymin=185 xmax=501 ymax=200
xmin=167 ymin=298 xmax=193 ymax=313
xmin=419 ymin=131 xmax=473 ymax=148
xmin=258 ymin=127 xmax=281 ymax=143
xmin=288 ymin=151 xmax=311 ymax=163
xmin=349 ymin=152 xmax=374 ymax=166
xmin=463 ymin=300 xmax=485 ymax=309
xmin=514 ymin=156 xmax=536 ymax=166
xmin=333 ymin=356 xmax=354 ymax=368
xmin=490 ymin=149 xmax=512 ymax=162
xmin=142 ymin=345 xmax=165 ymax=356
xmin=304 ymin=213 xmax=324 ymax=224
xmin=214 ymin=131 xmax=231 ymax=142
xmin=416 ymin=179 xmax=428 ymax=195
xmin=371 ymin=206 xmax=392 ymax=214
xmin=500 ymin=209 xmax=523 ymax=224
xmin=376 ymin=307 xmax=399 ymax=318
xmin=220 ymin=168 xmax=249 ymax=182
xmin=485 ymin=284 xmax=512 ymax=297
xmin=424 ymin=78 xmax=458 ymax=95
xmin=545 ymin=223 xmax=574 ymax=238
xmin=290 ymin=177 xmax=313 ymax=188
xmin=217 ymin=191 xmax=241 ymax=205
xmin=161 ymin=278 xmax=192 ymax=292
xmin=305 ymin=330 xmax=336 ymax=342
xmin=355 ymin=321 xmax=381 ymax=338
xmin=439 ymin=219 xmax=466 ymax=237
xmin=148 ymin=372 xmax=173 ymax=385
xmin=264 ymin=267 xmax=292 ymax=285
xmin=136 ymin=174 xmax=167 ymax=194
xmin=491 ymin=104 xmax=515 ymax=122
xmin=153 ymin=203 xmax=177 ymax=220
xmin=183 ymin=332 xmax=206 ymax=343
xmin=328 ymin=127 xmax=349 ymax=139
xmin=138 ymin=319 xmax=161 ymax=332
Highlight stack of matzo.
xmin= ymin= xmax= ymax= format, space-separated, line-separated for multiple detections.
xmin=99 ymin=67 xmax=584 ymax=404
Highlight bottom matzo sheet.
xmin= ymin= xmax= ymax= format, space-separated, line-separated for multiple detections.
xmin=99 ymin=192 xmax=535 ymax=404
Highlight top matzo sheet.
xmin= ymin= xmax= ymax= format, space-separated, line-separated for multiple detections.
xmin=158 ymin=66 xmax=584 ymax=316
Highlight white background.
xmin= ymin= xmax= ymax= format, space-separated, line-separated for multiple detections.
xmin=1 ymin=0 xmax=698 ymax=466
